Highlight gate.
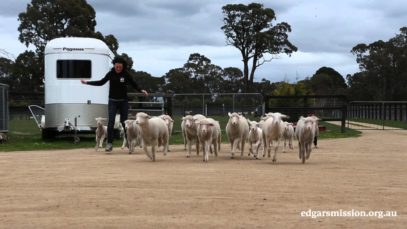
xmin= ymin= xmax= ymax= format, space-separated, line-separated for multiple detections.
xmin=264 ymin=95 xmax=348 ymax=132
xmin=172 ymin=93 xmax=264 ymax=117
xmin=127 ymin=92 xmax=172 ymax=117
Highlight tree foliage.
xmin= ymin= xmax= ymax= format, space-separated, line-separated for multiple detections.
xmin=18 ymin=0 xmax=98 ymax=54
xmin=308 ymin=67 xmax=348 ymax=95
xmin=163 ymin=53 xmax=225 ymax=94
xmin=13 ymin=51 xmax=43 ymax=92
xmin=221 ymin=3 xmax=297 ymax=88
xmin=349 ymin=27 xmax=407 ymax=100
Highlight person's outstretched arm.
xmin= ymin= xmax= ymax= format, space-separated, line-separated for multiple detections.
xmin=81 ymin=74 xmax=109 ymax=86
xmin=126 ymin=71 xmax=148 ymax=96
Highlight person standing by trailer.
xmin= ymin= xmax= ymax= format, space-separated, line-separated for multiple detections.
xmin=81 ymin=56 xmax=148 ymax=152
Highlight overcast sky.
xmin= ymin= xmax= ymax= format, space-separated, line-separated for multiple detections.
xmin=1 ymin=0 xmax=406 ymax=82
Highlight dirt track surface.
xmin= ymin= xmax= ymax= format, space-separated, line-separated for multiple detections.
xmin=0 ymin=130 xmax=406 ymax=228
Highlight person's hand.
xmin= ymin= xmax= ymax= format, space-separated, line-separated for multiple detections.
xmin=141 ymin=89 xmax=148 ymax=96
xmin=80 ymin=80 xmax=87 ymax=84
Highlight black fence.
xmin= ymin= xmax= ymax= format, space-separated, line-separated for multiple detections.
xmin=348 ymin=101 xmax=407 ymax=121
xmin=10 ymin=90 xmax=407 ymax=132
xmin=171 ymin=93 xmax=264 ymax=117
xmin=264 ymin=95 xmax=348 ymax=132
xmin=347 ymin=101 xmax=407 ymax=130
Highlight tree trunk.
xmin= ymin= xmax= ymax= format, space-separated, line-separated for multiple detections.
xmin=243 ymin=58 xmax=249 ymax=91
xmin=249 ymin=55 xmax=258 ymax=84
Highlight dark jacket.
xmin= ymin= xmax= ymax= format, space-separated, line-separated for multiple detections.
xmin=87 ymin=69 xmax=141 ymax=100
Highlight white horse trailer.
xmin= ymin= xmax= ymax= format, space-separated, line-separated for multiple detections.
xmin=39 ymin=37 xmax=113 ymax=140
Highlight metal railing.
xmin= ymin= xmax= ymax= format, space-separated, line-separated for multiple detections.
xmin=171 ymin=93 xmax=264 ymax=116
xmin=347 ymin=101 xmax=407 ymax=130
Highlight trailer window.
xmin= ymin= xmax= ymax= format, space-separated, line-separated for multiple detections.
xmin=57 ymin=60 xmax=91 ymax=79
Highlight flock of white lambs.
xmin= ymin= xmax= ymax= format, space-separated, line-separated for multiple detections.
xmin=95 ymin=112 xmax=320 ymax=163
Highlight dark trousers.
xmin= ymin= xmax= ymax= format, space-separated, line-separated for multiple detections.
xmin=107 ymin=99 xmax=128 ymax=144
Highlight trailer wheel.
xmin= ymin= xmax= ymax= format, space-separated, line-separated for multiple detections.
xmin=73 ymin=136 xmax=80 ymax=144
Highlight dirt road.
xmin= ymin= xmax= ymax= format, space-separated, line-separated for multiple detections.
xmin=0 ymin=130 xmax=406 ymax=228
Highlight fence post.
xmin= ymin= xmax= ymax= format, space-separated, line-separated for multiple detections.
xmin=381 ymin=102 xmax=385 ymax=130
xmin=166 ymin=95 xmax=172 ymax=116
xmin=341 ymin=104 xmax=347 ymax=133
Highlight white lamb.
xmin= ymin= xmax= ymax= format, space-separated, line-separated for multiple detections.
xmin=247 ymin=120 xmax=264 ymax=159
xmin=295 ymin=116 xmax=319 ymax=164
xmin=123 ymin=119 xmax=142 ymax=154
xmin=282 ymin=121 xmax=295 ymax=152
xmin=135 ymin=112 xmax=169 ymax=161
xmin=159 ymin=114 xmax=174 ymax=151
xmin=196 ymin=118 xmax=221 ymax=162
xmin=225 ymin=112 xmax=249 ymax=158
xmin=181 ymin=118 xmax=187 ymax=150
xmin=182 ymin=114 xmax=206 ymax=157
xmin=95 ymin=117 xmax=107 ymax=151
xmin=261 ymin=112 xmax=289 ymax=162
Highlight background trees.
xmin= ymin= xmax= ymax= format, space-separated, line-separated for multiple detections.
xmin=221 ymin=3 xmax=297 ymax=89
xmin=308 ymin=67 xmax=348 ymax=95
xmin=2 ymin=0 xmax=407 ymax=102
xmin=349 ymin=27 xmax=407 ymax=100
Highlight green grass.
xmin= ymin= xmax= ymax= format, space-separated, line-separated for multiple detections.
xmin=2 ymin=119 xmax=97 ymax=152
xmin=1 ymin=116 xmax=361 ymax=152
xmin=319 ymin=121 xmax=361 ymax=139
xmin=350 ymin=118 xmax=407 ymax=129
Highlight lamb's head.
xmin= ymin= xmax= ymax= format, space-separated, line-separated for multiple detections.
xmin=135 ymin=112 xmax=150 ymax=126
xmin=182 ymin=115 xmax=195 ymax=128
xmin=95 ymin=117 xmax=107 ymax=127
xmin=124 ymin=119 xmax=134 ymax=129
xmin=196 ymin=119 xmax=215 ymax=137
xmin=264 ymin=112 xmax=288 ymax=125
xmin=160 ymin=115 xmax=174 ymax=126
xmin=248 ymin=120 xmax=259 ymax=133
xmin=303 ymin=117 xmax=316 ymax=132
xmin=228 ymin=112 xmax=241 ymax=126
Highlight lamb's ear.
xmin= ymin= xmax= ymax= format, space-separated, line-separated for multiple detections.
xmin=194 ymin=120 xmax=201 ymax=125
xmin=281 ymin=114 xmax=290 ymax=120
xmin=228 ymin=112 xmax=232 ymax=117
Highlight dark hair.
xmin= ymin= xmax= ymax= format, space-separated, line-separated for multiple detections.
xmin=112 ymin=56 xmax=128 ymax=69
